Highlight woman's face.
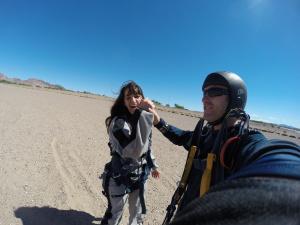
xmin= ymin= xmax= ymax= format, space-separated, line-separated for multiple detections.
xmin=124 ymin=88 xmax=143 ymax=114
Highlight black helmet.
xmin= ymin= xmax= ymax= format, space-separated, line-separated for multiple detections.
xmin=202 ymin=71 xmax=247 ymax=124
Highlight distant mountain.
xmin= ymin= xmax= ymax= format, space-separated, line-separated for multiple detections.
xmin=0 ymin=72 xmax=65 ymax=90
xmin=278 ymin=124 xmax=300 ymax=132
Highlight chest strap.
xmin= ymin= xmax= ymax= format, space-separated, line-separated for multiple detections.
xmin=199 ymin=153 xmax=216 ymax=197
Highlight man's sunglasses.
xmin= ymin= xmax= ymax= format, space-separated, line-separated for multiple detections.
xmin=203 ymin=87 xmax=229 ymax=97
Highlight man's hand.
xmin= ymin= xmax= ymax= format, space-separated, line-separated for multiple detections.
xmin=139 ymin=99 xmax=160 ymax=125
xmin=139 ymin=98 xmax=155 ymax=111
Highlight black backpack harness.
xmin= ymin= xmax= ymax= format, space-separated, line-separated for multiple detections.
xmin=101 ymin=143 xmax=149 ymax=219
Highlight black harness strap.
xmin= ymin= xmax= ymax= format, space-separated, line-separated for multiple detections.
xmin=139 ymin=182 xmax=146 ymax=214
xmin=101 ymin=163 xmax=113 ymax=225
xmin=102 ymin=150 xmax=148 ymax=218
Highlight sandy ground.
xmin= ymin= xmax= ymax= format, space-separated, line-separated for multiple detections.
xmin=1 ymin=83 xmax=299 ymax=225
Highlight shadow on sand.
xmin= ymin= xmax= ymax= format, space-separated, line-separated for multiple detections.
xmin=14 ymin=206 xmax=102 ymax=225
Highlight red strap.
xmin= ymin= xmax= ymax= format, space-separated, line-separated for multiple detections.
xmin=220 ymin=136 xmax=240 ymax=169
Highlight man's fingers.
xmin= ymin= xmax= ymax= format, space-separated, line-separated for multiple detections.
xmin=142 ymin=98 xmax=155 ymax=109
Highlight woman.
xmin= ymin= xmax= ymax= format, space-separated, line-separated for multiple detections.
xmin=101 ymin=81 xmax=159 ymax=225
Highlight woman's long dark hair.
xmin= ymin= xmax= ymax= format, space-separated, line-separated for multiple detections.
xmin=105 ymin=81 xmax=144 ymax=130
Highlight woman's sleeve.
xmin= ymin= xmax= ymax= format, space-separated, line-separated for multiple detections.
xmin=146 ymin=133 xmax=159 ymax=169
xmin=110 ymin=117 xmax=133 ymax=148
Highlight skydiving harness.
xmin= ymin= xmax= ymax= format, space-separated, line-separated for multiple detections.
xmin=200 ymin=108 xmax=250 ymax=196
xmin=162 ymin=119 xmax=204 ymax=225
xmin=101 ymin=144 xmax=149 ymax=215
xmin=162 ymin=109 xmax=250 ymax=225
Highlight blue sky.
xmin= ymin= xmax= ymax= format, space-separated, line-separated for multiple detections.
xmin=0 ymin=0 xmax=299 ymax=128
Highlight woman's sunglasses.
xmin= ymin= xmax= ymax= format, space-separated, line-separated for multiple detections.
xmin=203 ymin=87 xmax=229 ymax=97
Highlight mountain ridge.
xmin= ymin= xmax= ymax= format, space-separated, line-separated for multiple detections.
xmin=0 ymin=72 xmax=65 ymax=90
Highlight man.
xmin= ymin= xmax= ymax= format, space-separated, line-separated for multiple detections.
xmin=145 ymin=71 xmax=300 ymax=224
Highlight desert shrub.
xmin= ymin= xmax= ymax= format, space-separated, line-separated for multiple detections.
xmin=174 ymin=103 xmax=184 ymax=109
xmin=152 ymin=100 xmax=162 ymax=105
xmin=0 ymin=80 xmax=14 ymax=84
xmin=53 ymin=84 xmax=66 ymax=90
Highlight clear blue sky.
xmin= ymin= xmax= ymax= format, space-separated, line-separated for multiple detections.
xmin=0 ymin=0 xmax=299 ymax=128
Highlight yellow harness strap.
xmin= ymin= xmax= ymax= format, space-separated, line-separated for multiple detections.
xmin=199 ymin=153 xmax=216 ymax=197
xmin=179 ymin=145 xmax=197 ymax=189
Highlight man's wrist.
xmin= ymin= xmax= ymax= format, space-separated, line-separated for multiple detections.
xmin=154 ymin=118 xmax=169 ymax=134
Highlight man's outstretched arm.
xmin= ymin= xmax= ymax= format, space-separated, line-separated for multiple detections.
xmin=140 ymin=98 xmax=193 ymax=150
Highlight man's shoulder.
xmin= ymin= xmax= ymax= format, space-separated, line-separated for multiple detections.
xmin=241 ymin=129 xmax=266 ymax=146
xmin=245 ymin=129 xmax=299 ymax=150
xmin=248 ymin=128 xmax=264 ymax=137
xmin=237 ymin=129 xmax=300 ymax=166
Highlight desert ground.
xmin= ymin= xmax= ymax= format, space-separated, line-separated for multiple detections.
xmin=1 ymin=83 xmax=299 ymax=225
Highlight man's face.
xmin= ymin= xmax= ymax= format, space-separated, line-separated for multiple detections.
xmin=124 ymin=88 xmax=142 ymax=114
xmin=202 ymin=85 xmax=229 ymax=123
